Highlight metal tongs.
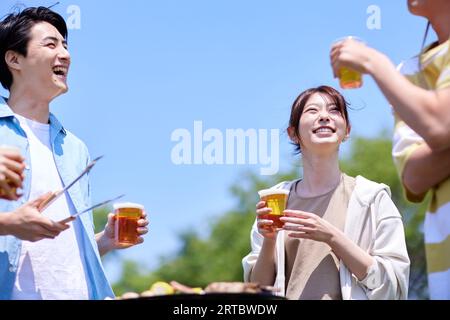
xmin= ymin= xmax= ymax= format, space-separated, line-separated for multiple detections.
xmin=38 ymin=155 xmax=104 ymax=212
xmin=58 ymin=194 xmax=125 ymax=224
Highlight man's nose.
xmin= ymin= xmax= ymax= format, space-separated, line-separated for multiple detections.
xmin=58 ymin=46 xmax=71 ymax=63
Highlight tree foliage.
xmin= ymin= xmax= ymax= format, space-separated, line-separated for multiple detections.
xmin=93 ymin=207 xmax=110 ymax=234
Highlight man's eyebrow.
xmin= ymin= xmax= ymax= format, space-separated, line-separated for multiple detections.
xmin=42 ymin=36 xmax=68 ymax=45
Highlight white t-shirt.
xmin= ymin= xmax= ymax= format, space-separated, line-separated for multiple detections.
xmin=11 ymin=114 xmax=89 ymax=300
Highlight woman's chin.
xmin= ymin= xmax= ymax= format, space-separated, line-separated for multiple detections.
xmin=311 ymin=137 xmax=340 ymax=146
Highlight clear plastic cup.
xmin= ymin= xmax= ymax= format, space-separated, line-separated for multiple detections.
xmin=333 ymin=36 xmax=365 ymax=89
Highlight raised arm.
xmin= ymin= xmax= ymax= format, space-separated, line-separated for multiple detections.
xmin=369 ymin=54 xmax=450 ymax=150
xmin=331 ymin=39 xmax=450 ymax=150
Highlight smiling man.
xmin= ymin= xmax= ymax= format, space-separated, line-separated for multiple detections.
xmin=0 ymin=7 xmax=148 ymax=300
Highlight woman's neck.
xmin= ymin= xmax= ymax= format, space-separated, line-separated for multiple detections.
xmin=297 ymin=152 xmax=342 ymax=197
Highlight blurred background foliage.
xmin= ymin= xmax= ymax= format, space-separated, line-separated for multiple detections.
xmin=94 ymin=133 xmax=428 ymax=299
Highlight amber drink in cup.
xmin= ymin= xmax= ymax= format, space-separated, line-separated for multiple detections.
xmin=258 ymin=189 xmax=290 ymax=229
xmin=114 ymin=202 xmax=144 ymax=245
xmin=0 ymin=145 xmax=22 ymax=198
xmin=333 ymin=36 xmax=364 ymax=89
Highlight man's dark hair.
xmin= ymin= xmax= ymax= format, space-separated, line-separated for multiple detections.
xmin=0 ymin=6 xmax=67 ymax=90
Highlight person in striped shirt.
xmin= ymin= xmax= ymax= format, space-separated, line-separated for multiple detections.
xmin=330 ymin=0 xmax=450 ymax=299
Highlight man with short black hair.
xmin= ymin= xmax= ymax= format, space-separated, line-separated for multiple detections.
xmin=0 ymin=6 xmax=148 ymax=300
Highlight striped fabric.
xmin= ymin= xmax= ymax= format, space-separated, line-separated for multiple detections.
xmin=392 ymin=39 xmax=450 ymax=299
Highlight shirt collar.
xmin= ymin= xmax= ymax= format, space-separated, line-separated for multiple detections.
xmin=0 ymin=96 xmax=14 ymax=118
xmin=0 ymin=96 xmax=66 ymax=136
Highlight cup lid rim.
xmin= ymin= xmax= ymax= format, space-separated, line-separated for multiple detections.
xmin=113 ymin=202 xmax=144 ymax=210
xmin=332 ymin=35 xmax=365 ymax=44
xmin=258 ymin=189 xmax=290 ymax=198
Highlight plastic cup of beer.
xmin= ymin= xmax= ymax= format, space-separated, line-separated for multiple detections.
xmin=333 ymin=36 xmax=364 ymax=89
xmin=0 ymin=145 xmax=22 ymax=198
xmin=113 ymin=202 xmax=144 ymax=245
xmin=258 ymin=189 xmax=290 ymax=229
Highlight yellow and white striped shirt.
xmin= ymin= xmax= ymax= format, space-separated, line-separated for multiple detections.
xmin=392 ymin=39 xmax=450 ymax=299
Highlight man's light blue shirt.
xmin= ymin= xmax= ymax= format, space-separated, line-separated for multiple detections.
xmin=0 ymin=97 xmax=114 ymax=300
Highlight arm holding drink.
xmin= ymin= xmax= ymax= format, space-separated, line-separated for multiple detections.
xmin=34 ymin=154 xmax=149 ymax=255
xmin=330 ymin=38 xmax=450 ymax=151
xmin=248 ymin=200 xmax=278 ymax=286
xmin=96 ymin=203 xmax=149 ymax=256
xmin=330 ymin=23 xmax=450 ymax=199
xmin=250 ymin=188 xmax=291 ymax=285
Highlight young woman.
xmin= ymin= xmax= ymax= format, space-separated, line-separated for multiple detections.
xmin=242 ymin=86 xmax=410 ymax=300
xmin=330 ymin=0 xmax=450 ymax=299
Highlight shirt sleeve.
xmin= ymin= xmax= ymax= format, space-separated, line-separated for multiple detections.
xmin=436 ymin=46 xmax=450 ymax=89
xmin=358 ymin=191 xmax=410 ymax=300
xmin=392 ymin=117 xmax=427 ymax=202
xmin=242 ymin=220 xmax=263 ymax=282
xmin=391 ymin=59 xmax=429 ymax=203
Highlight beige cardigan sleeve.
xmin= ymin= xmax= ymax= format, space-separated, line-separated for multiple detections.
xmin=357 ymin=191 xmax=410 ymax=300
xmin=242 ymin=220 xmax=263 ymax=282
xmin=242 ymin=220 xmax=286 ymax=296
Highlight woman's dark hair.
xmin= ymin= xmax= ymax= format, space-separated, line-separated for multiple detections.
xmin=288 ymin=85 xmax=351 ymax=154
xmin=0 ymin=6 xmax=68 ymax=90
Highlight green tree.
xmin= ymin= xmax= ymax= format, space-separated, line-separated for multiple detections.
xmin=93 ymin=207 xmax=110 ymax=234
xmin=111 ymin=135 xmax=427 ymax=299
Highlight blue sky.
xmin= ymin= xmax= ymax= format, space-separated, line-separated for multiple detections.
xmin=0 ymin=0 xmax=433 ymax=282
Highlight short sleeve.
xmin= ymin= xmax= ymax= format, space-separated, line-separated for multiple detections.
xmin=392 ymin=119 xmax=427 ymax=202
xmin=436 ymin=46 xmax=450 ymax=89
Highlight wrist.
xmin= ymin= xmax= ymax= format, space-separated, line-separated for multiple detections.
xmin=0 ymin=212 xmax=12 ymax=236
xmin=326 ymin=227 xmax=342 ymax=249
xmin=263 ymin=237 xmax=277 ymax=244
xmin=262 ymin=237 xmax=277 ymax=251
xmin=365 ymin=49 xmax=390 ymax=76
xmin=96 ymin=231 xmax=114 ymax=253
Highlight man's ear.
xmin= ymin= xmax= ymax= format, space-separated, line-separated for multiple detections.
xmin=5 ymin=50 xmax=21 ymax=72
